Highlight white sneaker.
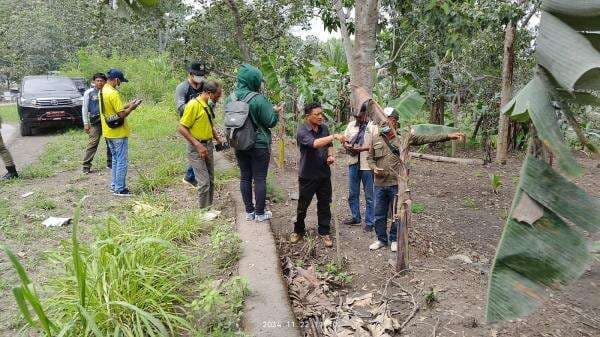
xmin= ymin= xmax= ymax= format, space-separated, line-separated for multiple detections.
xmin=255 ymin=210 xmax=272 ymax=222
xmin=369 ymin=241 xmax=386 ymax=250
xmin=390 ymin=241 xmax=398 ymax=252
xmin=245 ymin=212 xmax=255 ymax=221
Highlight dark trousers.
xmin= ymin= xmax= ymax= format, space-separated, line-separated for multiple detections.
xmin=235 ymin=147 xmax=270 ymax=215
xmin=294 ymin=177 xmax=332 ymax=236
xmin=374 ymin=185 xmax=400 ymax=245
xmin=82 ymin=123 xmax=112 ymax=169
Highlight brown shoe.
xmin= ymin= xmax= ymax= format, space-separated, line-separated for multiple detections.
xmin=290 ymin=233 xmax=302 ymax=244
xmin=321 ymin=235 xmax=333 ymax=248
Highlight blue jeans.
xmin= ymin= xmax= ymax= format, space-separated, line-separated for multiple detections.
xmin=374 ymin=185 xmax=399 ymax=245
xmin=185 ymin=166 xmax=195 ymax=182
xmin=348 ymin=164 xmax=374 ymax=226
xmin=107 ymin=138 xmax=128 ymax=193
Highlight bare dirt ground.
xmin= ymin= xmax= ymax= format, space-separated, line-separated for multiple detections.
xmin=268 ymin=141 xmax=600 ymax=337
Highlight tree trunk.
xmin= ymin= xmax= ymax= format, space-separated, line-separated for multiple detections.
xmin=334 ymin=0 xmax=379 ymax=113
xmin=429 ymin=97 xmax=445 ymax=125
xmin=224 ymin=0 xmax=251 ymax=62
xmin=496 ymin=19 xmax=517 ymax=164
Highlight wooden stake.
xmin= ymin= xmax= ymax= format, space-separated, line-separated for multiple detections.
xmin=331 ymin=178 xmax=343 ymax=267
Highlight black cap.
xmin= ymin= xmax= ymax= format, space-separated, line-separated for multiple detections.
xmin=106 ymin=69 xmax=128 ymax=82
xmin=187 ymin=62 xmax=207 ymax=76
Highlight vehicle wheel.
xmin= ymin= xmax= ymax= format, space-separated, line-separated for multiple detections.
xmin=20 ymin=123 xmax=33 ymax=136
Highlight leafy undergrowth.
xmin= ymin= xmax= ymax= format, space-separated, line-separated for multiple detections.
xmin=2 ymin=199 xmax=246 ymax=336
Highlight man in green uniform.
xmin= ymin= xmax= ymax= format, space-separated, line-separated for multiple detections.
xmin=367 ymin=107 xmax=465 ymax=252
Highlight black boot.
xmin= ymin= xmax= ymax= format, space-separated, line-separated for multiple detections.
xmin=2 ymin=166 xmax=18 ymax=179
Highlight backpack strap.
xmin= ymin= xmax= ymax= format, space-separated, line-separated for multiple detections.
xmin=241 ymin=92 xmax=263 ymax=134
xmin=242 ymin=92 xmax=259 ymax=103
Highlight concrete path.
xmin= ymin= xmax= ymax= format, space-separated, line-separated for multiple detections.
xmin=1 ymin=123 xmax=52 ymax=174
xmin=213 ymin=152 xmax=300 ymax=337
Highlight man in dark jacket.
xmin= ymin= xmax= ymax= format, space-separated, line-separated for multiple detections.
xmin=229 ymin=64 xmax=283 ymax=222
xmin=175 ymin=62 xmax=207 ymax=187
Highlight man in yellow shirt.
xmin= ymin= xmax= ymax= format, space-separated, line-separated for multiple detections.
xmin=178 ymin=80 xmax=224 ymax=208
xmin=101 ymin=69 xmax=141 ymax=197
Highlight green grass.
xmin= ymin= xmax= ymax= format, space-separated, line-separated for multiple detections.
xmin=0 ymin=104 xmax=18 ymax=123
xmin=5 ymin=200 xmax=245 ymax=336
xmin=411 ymin=202 xmax=426 ymax=214
xmin=24 ymin=194 xmax=57 ymax=211
xmin=266 ymin=173 xmax=285 ymax=203
xmin=210 ymin=221 xmax=242 ymax=270
xmin=463 ymin=196 xmax=476 ymax=208
xmin=215 ymin=167 xmax=240 ymax=189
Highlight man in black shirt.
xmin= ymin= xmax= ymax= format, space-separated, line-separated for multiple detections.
xmin=175 ymin=62 xmax=207 ymax=187
xmin=291 ymin=102 xmax=346 ymax=248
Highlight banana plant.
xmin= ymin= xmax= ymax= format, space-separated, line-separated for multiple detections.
xmin=486 ymin=0 xmax=600 ymax=323
xmin=259 ymin=55 xmax=286 ymax=168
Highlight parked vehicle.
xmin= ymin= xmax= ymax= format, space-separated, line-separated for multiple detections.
xmin=71 ymin=77 xmax=88 ymax=95
xmin=17 ymin=76 xmax=84 ymax=136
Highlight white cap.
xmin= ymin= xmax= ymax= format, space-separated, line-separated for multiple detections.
xmin=384 ymin=107 xmax=398 ymax=118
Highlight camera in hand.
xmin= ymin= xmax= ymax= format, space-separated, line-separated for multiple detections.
xmin=215 ymin=143 xmax=230 ymax=152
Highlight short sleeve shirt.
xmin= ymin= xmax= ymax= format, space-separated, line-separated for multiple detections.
xmin=180 ymin=98 xmax=213 ymax=141
xmin=297 ymin=123 xmax=331 ymax=179
xmin=343 ymin=120 xmax=378 ymax=170
xmin=100 ymin=84 xmax=129 ymax=139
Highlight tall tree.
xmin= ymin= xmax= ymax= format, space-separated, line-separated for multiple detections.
xmin=332 ymin=0 xmax=380 ymax=111
xmin=496 ymin=0 xmax=538 ymax=164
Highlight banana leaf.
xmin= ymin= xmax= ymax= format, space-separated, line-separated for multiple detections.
xmin=486 ymin=156 xmax=596 ymax=322
xmin=410 ymin=124 xmax=458 ymax=136
xmin=502 ymin=75 xmax=582 ymax=176
xmin=541 ymin=0 xmax=600 ymax=30
xmin=260 ymin=55 xmax=282 ymax=102
xmin=537 ymin=11 xmax=600 ymax=91
xmin=489 ymin=1 xmax=600 ymax=325
xmin=389 ymin=87 xmax=425 ymax=121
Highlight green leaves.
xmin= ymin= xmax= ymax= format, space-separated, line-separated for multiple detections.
xmin=411 ymin=124 xmax=458 ymax=136
xmin=1 ymin=245 xmax=56 ymax=335
xmin=488 ymin=1 xmax=600 ymax=323
xmin=389 ymin=87 xmax=425 ymax=121
xmin=260 ymin=55 xmax=283 ymax=102
xmin=487 ymin=156 xmax=597 ymax=322
xmin=502 ymin=75 xmax=582 ymax=176
xmin=537 ymin=12 xmax=600 ymax=91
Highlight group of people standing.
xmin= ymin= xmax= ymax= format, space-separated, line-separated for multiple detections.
xmin=80 ymin=69 xmax=141 ymax=196
xmin=74 ymin=61 xmax=463 ymax=252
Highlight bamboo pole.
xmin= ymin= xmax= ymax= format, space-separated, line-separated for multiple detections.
xmin=277 ymin=107 xmax=286 ymax=169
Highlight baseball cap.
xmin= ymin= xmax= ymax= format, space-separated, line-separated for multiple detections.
xmin=106 ymin=69 xmax=129 ymax=82
xmin=187 ymin=62 xmax=207 ymax=76
xmin=384 ymin=107 xmax=399 ymax=119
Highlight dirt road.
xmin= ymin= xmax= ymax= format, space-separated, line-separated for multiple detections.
xmin=1 ymin=123 xmax=52 ymax=174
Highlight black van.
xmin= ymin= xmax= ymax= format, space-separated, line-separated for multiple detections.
xmin=17 ymin=76 xmax=84 ymax=136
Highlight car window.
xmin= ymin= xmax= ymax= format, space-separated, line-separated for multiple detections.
xmin=22 ymin=78 xmax=78 ymax=94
